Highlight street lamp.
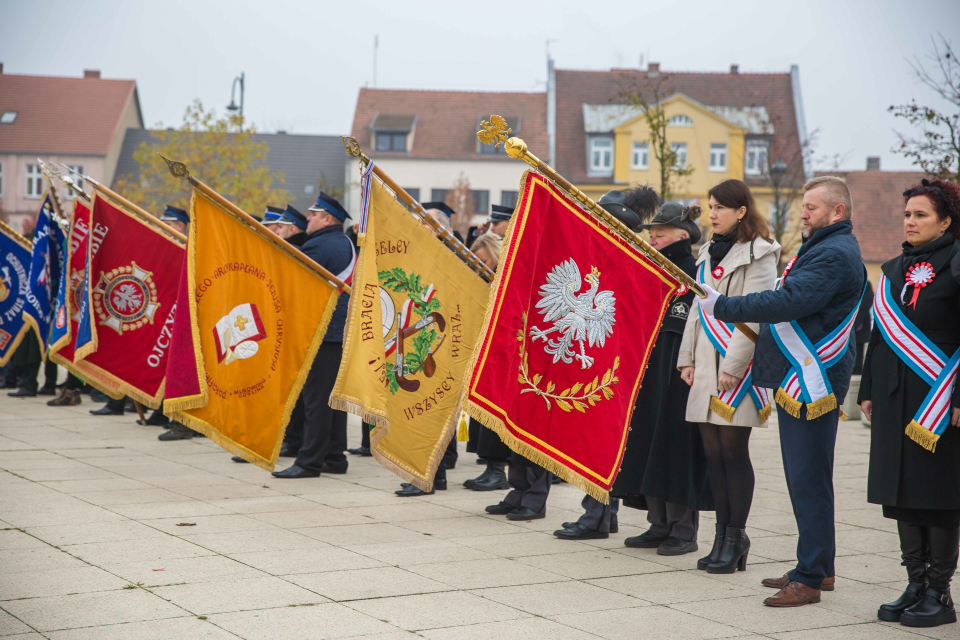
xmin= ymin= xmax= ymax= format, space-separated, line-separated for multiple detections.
xmin=227 ymin=72 xmax=245 ymax=130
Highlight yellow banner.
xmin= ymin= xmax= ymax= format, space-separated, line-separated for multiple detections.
xmin=165 ymin=190 xmax=339 ymax=470
xmin=331 ymin=175 xmax=489 ymax=490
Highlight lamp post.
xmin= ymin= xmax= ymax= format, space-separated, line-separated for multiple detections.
xmin=227 ymin=72 xmax=245 ymax=130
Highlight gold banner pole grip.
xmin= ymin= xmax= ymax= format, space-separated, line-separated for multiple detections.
xmin=486 ymin=120 xmax=757 ymax=344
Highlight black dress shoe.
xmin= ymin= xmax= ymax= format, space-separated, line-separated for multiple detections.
xmin=8 ymin=388 xmax=37 ymax=398
xmin=485 ymin=501 xmax=514 ymax=515
xmin=395 ymin=484 xmax=434 ymax=496
xmin=554 ymin=523 xmax=608 ymax=540
xmin=507 ymin=506 xmax=545 ymax=521
xmin=562 ymin=519 xmax=619 ymax=534
xmin=272 ymin=464 xmax=319 ymax=479
xmin=657 ymin=537 xmax=699 ymax=556
xmin=321 ymin=460 xmax=348 ymax=474
xmin=37 ymin=385 xmax=57 ymax=396
xmin=231 ymin=456 xmax=250 ymax=464
xmin=89 ymin=405 xmax=123 ymax=416
xmin=158 ymin=425 xmax=197 ymax=441
xmin=624 ymin=530 xmax=669 ymax=548
xmin=139 ymin=411 xmax=169 ymax=426
xmin=434 ymin=478 xmax=447 ymax=490
xmin=278 ymin=443 xmax=299 ymax=458
xmin=347 ymin=446 xmax=372 ymax=456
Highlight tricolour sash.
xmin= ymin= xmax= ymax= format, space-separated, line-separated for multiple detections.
xmin=769 ymin=266 xmax=867 ymax=419
xmin=874 ymin=273 xmax=960 ymax=452
xmin=696 ymin=262 xmax=771 ymax=423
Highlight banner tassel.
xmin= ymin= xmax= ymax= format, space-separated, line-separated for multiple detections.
xmin=905 ymin=420 xmax=939 ymax=452
xmin=457 ymin=412 xmax=469 ymax=442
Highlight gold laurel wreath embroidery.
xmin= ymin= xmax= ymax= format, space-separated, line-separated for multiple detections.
xmin=516 ymin=311 xmax=619 ymax=412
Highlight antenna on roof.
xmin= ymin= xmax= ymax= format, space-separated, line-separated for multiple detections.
xmin=373 ymin=35 xmax=379 ymax=88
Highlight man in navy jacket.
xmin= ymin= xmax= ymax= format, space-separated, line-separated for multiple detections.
xmin=273 ymin=194 xmax=355 ymax=479
xmin=699 ymin=176 xmax=865 ymax=607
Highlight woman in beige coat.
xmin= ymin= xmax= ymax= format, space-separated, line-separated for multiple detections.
xmin=678 ymin=179 xmax=780 ymax=574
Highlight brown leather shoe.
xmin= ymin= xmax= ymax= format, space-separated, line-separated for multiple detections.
xmin=763 ymin=580 xmax=821 ymax=607
xmin=47 ymin=389 xmax=82 ymax=406
xmin=761 ymin=572 xmax=835 ymax=591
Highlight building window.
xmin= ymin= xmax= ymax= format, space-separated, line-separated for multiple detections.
xmin=709 ymin=144 xmax=727 ymax=172
xmin=404 ymin=188 xmax=420 ymax=202
xmin=66 ymin=165 xmax=84 ymax=195
xmin=631 ymin=142 xmax=649 ymax=170
xmin=25 ymin=164 xmax=43 ymax=198
xmin=589 ymin=137 xmax=613 ymax=174
xmin=668 ymin=114 xmax=693 ymax=127
xmin=0 ymin=111 xmax=16 ymax=124
xmin=430 ymin=189 xmax=449 ymax=204
xmin=479 ymin=141 xmax=507 ymax=155
xmin=745 ymin=140 xmax=769 ymax=176
xmin=471 ymin=190 xmax=489 ymax=216
xmin=500 ymin=190 xmax=519 ymax=208
xmin=375 ymin=131 xmax=407 ymax=152
xmin=670 ymin=143 xmax=687 ymax=168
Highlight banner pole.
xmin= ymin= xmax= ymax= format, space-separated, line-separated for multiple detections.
xmin=478 ymin=119 xmax=756 ymax=343
xmin=341 ymin=137 xmax=495 ymax=282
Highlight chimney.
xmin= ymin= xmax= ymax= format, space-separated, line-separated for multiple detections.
xmin=647 ymin=62 xmax=660 ymax=77
xmin=866 ymin=156 xmax=881 ymax=171
xmin=730 ymin=64 xmax=739 ymax=74
xmin=83 ymin=69 xmax=100 ymax=79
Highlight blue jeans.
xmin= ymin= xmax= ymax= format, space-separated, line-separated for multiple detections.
xmin=778 ymin=404 xmax=839 ymax=590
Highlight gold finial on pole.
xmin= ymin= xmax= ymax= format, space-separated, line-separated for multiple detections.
xmin=479 ymin=115 xmax=757 ymax=342
xmin=339 ymin=136 xmax=495 ymax=282
xmin=158 ymin=153 xmax=190 ymax=180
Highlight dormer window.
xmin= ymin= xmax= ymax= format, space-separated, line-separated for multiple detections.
xmin=478 ymin=116 xmax=521 ymax=155
xmin=588 ymin=136 xmax=614 ymax=176
xmin=667 ymin=114 xmax=693 ymax=127
xmin=0 ymin=111 xmax=17 ymax=124
xmin=370 ymin=114 xmax=417 ymax=153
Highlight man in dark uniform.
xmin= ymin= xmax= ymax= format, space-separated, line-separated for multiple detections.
xmin=261 ymin=205 xmax=284 ymax=232
xmin=273 ymin=193 xmax=354 ymax=478
xmin=556 ymin=194 xmax=712 ymax=552
xmin=232 ymin=205 xmax=310 ymax=463
xmin=488 ymin=204 xmax=512 ymax=239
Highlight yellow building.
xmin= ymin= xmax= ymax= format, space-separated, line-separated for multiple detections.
xmin=550 ymin=63 xmax=809 ymax=261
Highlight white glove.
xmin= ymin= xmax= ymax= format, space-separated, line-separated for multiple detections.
xmin=698 ymin=284 xmax=721 ymax=316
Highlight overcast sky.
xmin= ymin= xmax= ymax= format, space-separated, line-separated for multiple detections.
xmin=1 ymin=0 xmax=957 ymax=172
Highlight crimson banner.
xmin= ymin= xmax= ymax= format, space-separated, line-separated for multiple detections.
xmin=464 ymin=172 xmax=680 ymax=501
xmin=49 ymin=200 xmax=90 ymax=364
xmin=71 ymin=194 xmax=184 ymax=407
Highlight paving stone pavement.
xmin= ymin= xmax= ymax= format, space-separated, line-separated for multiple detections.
xmin=0 ymin=394 xmax=947 ymax=639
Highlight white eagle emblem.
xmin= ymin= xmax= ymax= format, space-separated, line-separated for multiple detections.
xmin=530 ymin=259 xmax=616 ymax=369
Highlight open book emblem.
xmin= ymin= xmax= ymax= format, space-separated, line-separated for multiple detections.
xmin=213 ymin=303 xmax=267 ymax=364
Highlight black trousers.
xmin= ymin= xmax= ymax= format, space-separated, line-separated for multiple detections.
xmin=361 ymin=422 xmax=371 ymax=449
xmin=282 ymin=395 xmax=306 ymax=451
xmin=64 ymin=373 xmax=83 ymax=391
xmin=43 ymin=359 xmax=58 ymax=388
xmin=295 ymin=342 xmax=348 ymax=473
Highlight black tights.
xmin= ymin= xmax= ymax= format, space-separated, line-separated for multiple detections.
xmin=699 ymin=423 xmax=754 ymax=529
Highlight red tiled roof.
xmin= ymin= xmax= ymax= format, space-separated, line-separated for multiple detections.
xmin=555 ymin=68 xmax=802 ymax=183
xmin=0 ymin=72 xmax=141 ymax=155
xmin=350 ymin=89 xmax=548 ymax=161
xmin=817 ymin=170 xmax=928 ymax=263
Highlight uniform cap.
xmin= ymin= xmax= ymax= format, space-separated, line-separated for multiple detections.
xmin=160 ymin=205 xmax=189 ymax=225
xmin=307 ymin=192 xmax=350 ymax=221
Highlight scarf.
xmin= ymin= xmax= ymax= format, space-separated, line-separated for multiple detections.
xmin=708 ymin=231 xmax=735 ymax=270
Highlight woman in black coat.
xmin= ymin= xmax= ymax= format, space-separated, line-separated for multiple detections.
xmin=859 ymin=178 xmax=960 ymax=629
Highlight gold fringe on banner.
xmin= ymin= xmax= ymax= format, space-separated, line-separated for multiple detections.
xmin=709 ymin=396 xmax=736 ymax=422
xmin=775 ymin=387 xmax=802 ymax=418
xmin=905 ymin=420 xmax=939 ymax=452
xmin=758 ymin=402 xmax=772 ymax=424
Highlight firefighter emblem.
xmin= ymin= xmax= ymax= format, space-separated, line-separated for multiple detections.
xmin=93 ymin=262 xmax=160 ymax=334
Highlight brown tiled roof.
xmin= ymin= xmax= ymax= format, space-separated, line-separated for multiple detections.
xmin=555 ymin=68 xmax=802 ymax=182
xmin=817 ymin=170 xmax=928 ymax=263
xmin=0 ymin=72 xmax=141 ymax=155
xmin=350 ymin=89 xmax=547 ymax=160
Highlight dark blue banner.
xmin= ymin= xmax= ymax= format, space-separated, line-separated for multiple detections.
xmin=0 ymin=222 xmax=39 ymax=365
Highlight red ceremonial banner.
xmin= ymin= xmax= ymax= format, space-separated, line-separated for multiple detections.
xmin=72 ymin=194 xmax=184 ymax=407
xmin=464 ymin=172 xmax=680 ymax=501
xmin=49 ymin=200 xmax=90 ymax=363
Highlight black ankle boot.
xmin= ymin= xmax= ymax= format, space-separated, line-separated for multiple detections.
xmin=464 ymin=464 xmax=494 ymax=490
xmin=706 ymin=526 xmax=749 ymax=574
xmin=901 ymin=525 xmax=959 ymax=628
xmin=698 ymin=523 xmax=725 ymax=571
xmin=471 ymin=462 xmax=509 ymax=491
xmin=878 ymin=564 xmax=926 ymax=622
